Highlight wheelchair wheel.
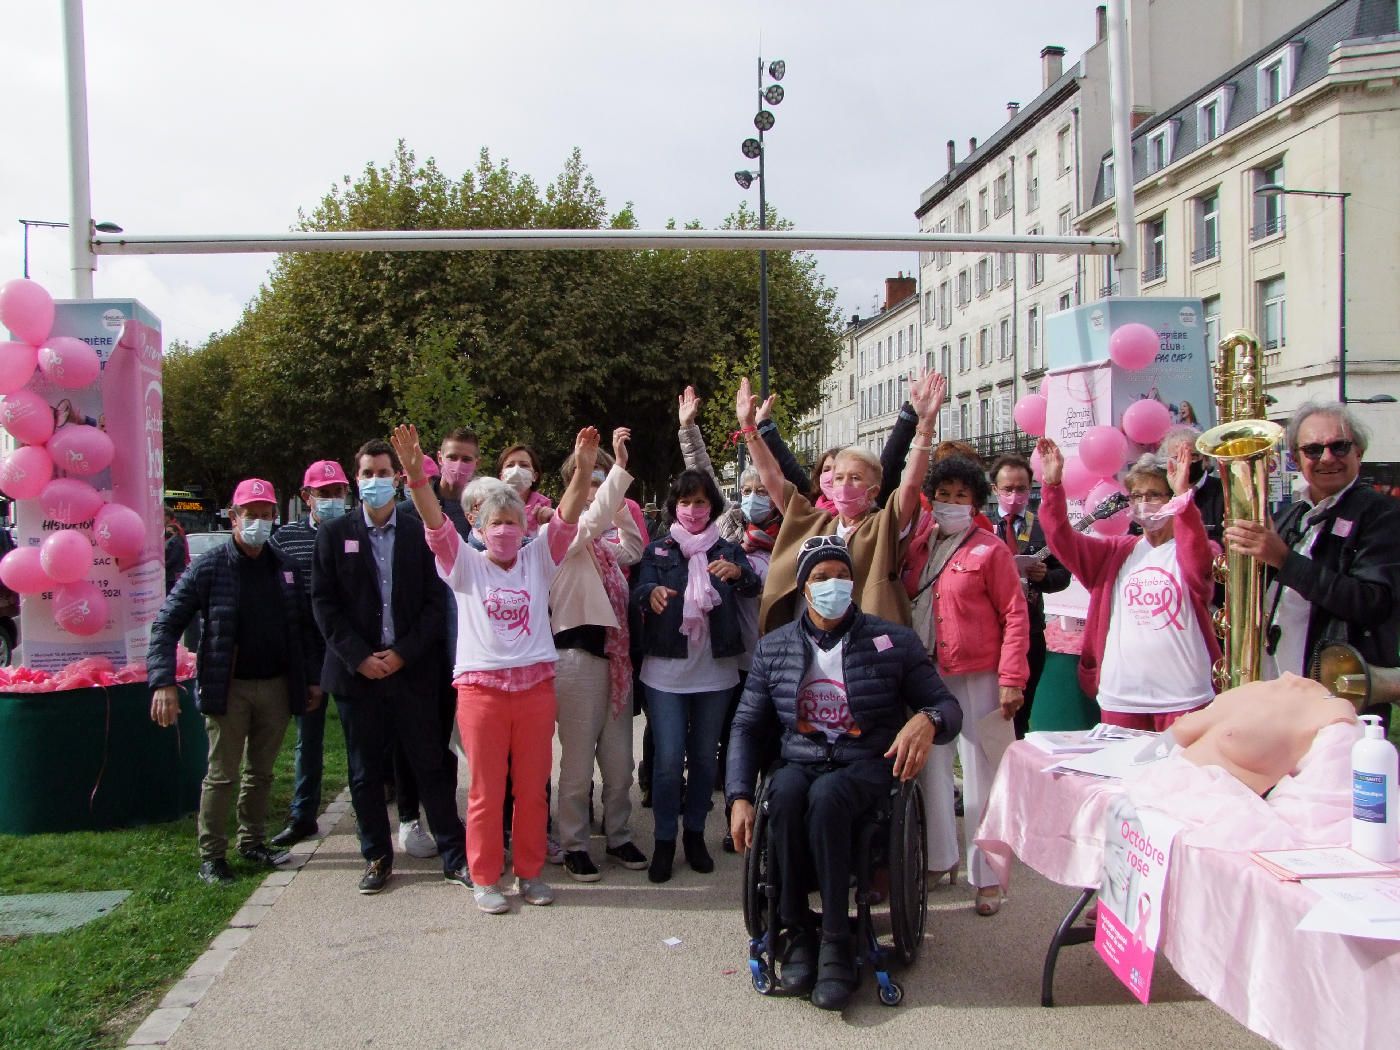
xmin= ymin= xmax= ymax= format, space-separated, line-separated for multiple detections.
xmin=742 ymin=789 xmax=772 ymax=941
xmin=887 ymin=779 xmax=928 ymax=966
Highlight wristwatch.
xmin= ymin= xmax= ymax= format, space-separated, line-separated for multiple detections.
xmin=923 ymin=709 xmax=942 ymax=733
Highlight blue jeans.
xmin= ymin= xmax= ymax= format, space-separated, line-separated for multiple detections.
xmin=288 ymin=701 xmax=327 ymax=826
xmin=645 ymin=686 xmax=731 ymax=841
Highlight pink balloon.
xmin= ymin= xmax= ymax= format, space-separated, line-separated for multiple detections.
xmin=53 ymin=580 xmax=108 ymax=637
xmin=48 ymin=424 xmax=114 ymax=477
xmin=1109 ymin=322 xmax=1160 ymax=371
xmin=1093 ymin=511 xmax=1132 ymax=536
xmin=1030 ymin=448 xmax=1044 ymax=482
xmin=39 ymin=529 xmax=93 ymax=584
xmin=1085 ymin=478 xmax=1131 ymax=535
xmin=39 ymin=477 xmax=104 ymax=525
xmin=1122 ymin=398 xmax=1174 ymax=446
xmin=1079 ymin=425 xmax=1129 ymax=477
xmin=0 ymin=279 xmax=55 ymax=346
xmin=0 ymin=546 xmax=52 ymax=594
xmin=38 ymin=336 xmax=101 ymax=390
xmin=1012 ymin=393 xmax=1048 ymax=437
xmin=94 ymin=502 xmax=146 ymax=559
xmin=0 ymin=444 xmax=54 ymax=500
xmin=1 ymin=388 xmax=55 ymax=445
xmin=0 ymin=341 xmax=38 ymax=394
xmin=1062 ymin=456 xmax=1100 ymax=500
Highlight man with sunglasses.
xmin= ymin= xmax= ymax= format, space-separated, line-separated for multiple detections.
xmin=1226 ymin=402 xmax=1400 ymax=724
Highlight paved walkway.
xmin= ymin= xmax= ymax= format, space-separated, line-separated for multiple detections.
xmin=135 ymin=730 xmax=1272 ymax=1050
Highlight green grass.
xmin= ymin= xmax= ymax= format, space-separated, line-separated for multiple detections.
xmin=0 ymin=707 xmax=347 ymax=1050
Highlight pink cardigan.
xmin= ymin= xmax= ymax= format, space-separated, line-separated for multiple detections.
xmin=1039 ymin=483 xmax=1221 ymax=702
xmin=905 ymin=518 xmax=1030 ymax=688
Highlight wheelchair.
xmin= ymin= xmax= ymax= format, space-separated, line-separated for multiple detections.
xmin=742 ymin=771 xmax=928 ymax=1007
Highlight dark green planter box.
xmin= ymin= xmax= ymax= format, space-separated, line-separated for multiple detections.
xmin=0 ymin=683 xmax=206 ymax=835
xmin=1028 ymin=651 xmax=1099 ymax=732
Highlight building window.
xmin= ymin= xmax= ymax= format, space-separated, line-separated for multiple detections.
xmin=1026 ymin=151 xmax=1040 ymax=211
xmin=1192 ymin=191 xmax=1220 ymax=263
xmin=1146 ymin=125 xmax=1174 ymax=173
xmin=998 ymin=317 xmax=1012 ymax=361
xmin=979 ymin=397 xmax=992 ymax=436
xmin=897 ymin=329 xmax=904 ymax=359
xmin=1058 ymin=292 xmax=1072 ymax=313
xmin=1203 ymin=295 xmax=1221 ymax=359
xmin=897 ymin=373 xmax=908 ymax=407
xmin=938 ymin=280 xmax=951 ymax=327
xmin=1196 ymin=85 xmax=1234 ymax=145
xmin=958 ymin=335 xmax=970 ymax=373
xmin=955 ymin=201 xmax=970 ymax=234
xmin=887 ymin=378 xmax=895 ymax=413
xmin=877 ymin=340 xmax=883 ymax=368
xmin=849 ymin=374 xmax=855 ymax=401
xmin=860 ymin=389 xmax=867 ymax=419
xmin=926 ymin=350 xmax=933 ymax=372
xmin=940 ymin=343 xmax=952 ymax=377
xmin=976 ymin=256 xmax=992 ymax=297
xmin=923 ymin=289 xmax=933 ymax=326
xmin=1057 ymin=206 xmax=1072 ymax=258
xmin=859 ymin=349 xmax=866 ymax=375
xmin=1257 ymin=44 xmax=1299 ymax=111
xmin=1057 ymin=125 xmax=1071 ymax=174
xmin=908 ymin=323 xmax=915 ymax=360
xmin=978 ymin=187 xmax=990 ymax=229
xmin=1260 ymin=276 xmax=1286 ymax=350
xmin=936 ymin=218 xmax=951 ymax=267
xmin=1100 ymin=257 xmax=1119 ymax=298
xmin=1027 ymin=226 xmax=1044 ymax=286
xmin=957 ymin=268 xmax=971 ymax=306
xmin=1102 ymin=157 xmax=1114 ymax=197
xmin=993 ymin=173 xmax=1009 ymax=217
xmin=998 ymin=251 xmax=1013 ymax=288
xmin=978 ymin=327 xmax=992 ymax=367
xmin=1027 ymin=305 xmax=1042 ymax=370
xmin=959 ymin=402 xmax=970 ymax=438
xmin=1142 ymin=215 xmax=1166 ymax=283
xmin=1251 ymin=162 xmax=1286 ymax=240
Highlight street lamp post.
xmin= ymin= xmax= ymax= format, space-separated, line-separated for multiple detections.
xmin=19 ymin=218 xmax=123 ymax=281
xmin=1254 ymin=184 xmax=1350 ymax=402
xmin=734 ymin=57 xmax=786 ymax=401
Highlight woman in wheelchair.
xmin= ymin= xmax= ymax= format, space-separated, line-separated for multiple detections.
xmin=725 ymin=535 xmax=962 ymax=1011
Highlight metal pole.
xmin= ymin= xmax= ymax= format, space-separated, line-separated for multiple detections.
xmin=757 ymin=57 xmax=771 ymax=401
xmin=1106 ymin=0 xmax=1138 ymax=296
xmin=1338 ymin=193 xmax=1348 ymax=403
xmin=61 ymin=0 xmax=95 ymax=298
xmin=22 ymin=224 xmax=30 ymax=280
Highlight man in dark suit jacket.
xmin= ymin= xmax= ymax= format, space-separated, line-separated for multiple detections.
xmin=312 ymin=438 xmax=468 ymax=895
xmin=989 ymin=455 xmax=1072 ymax=738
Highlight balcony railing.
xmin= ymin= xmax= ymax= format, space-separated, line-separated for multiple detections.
xmin=1250 ymin=215 xmax=1286 ymax=241
xmin=1190 ymin=241 xmax=1220 ymax=264
xmin=1142 ymin=260 xmax=1166 ymax=283
xmin=967 ymin=430 xmax=1037 ymax=461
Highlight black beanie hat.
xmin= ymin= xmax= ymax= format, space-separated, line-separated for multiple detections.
xmin=795 ymin=534 xmax=853 ymax=593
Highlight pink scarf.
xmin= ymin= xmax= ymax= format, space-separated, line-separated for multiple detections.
xmin=668 ymin=521 xmax=721 ymax=644
xmin=592 ymin=538 xmax=632 ymax=718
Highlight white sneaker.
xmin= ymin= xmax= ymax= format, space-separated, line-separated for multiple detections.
xmin=473 ymin=884 xmax=510 ymax=914
xmin=517 ymin=876 xmax=555 ymax=906
xmin=545 ymin=832 xmax=564 ymax=865
xmin=397 ymin=819 xmax=438 ymax=859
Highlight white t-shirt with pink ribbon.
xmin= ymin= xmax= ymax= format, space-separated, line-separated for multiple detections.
xmin=1096 ymin=538 xmax=1214 ymax=714
xmin=437 ymin=523 xmax=564 ymax=677
xmin=795 ymin=635 xmax=861 ymax=742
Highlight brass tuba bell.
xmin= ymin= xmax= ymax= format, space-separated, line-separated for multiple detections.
xmin=1314 ymin=643 xmax=1400 ymax=712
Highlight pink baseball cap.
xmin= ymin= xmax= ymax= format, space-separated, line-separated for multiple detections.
xmin=422 ymin=455 xmax=440 ymax=478
xmin=302 ymin=459 xmax=350 ymax=489
xmin=232 ymin=478 xmax=277 ymax=507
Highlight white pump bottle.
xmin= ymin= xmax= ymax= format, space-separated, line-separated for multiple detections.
xmin=1351 ymin=715 xmax=1400 ymax=863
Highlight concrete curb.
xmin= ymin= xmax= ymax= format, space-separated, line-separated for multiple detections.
xmin=126 ymin=788 xmax=351 ymax=1047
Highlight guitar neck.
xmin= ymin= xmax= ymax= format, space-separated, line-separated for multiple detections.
xmin=1027 ymin=510 xmax=1098 ymax=563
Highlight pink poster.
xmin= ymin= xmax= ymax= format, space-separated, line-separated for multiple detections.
xmin=1095 ymin=798 xmax=1183 ymax=1004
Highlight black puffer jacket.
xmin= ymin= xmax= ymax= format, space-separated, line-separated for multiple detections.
xmin=725 ymin=608 xmax=962 ymax=803
xmin=148 ymin=540 xmax=315 ymax=716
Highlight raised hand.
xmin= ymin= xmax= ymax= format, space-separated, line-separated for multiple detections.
xmin=390 ymin=424 xmax=425 ymax=481
xmin=736 ymin=377 xmax=759 ymax=428
xmin=1167 ymin=442 xmax=1192 ymax=496
xmin=574 ymin=426 xmax=601 ymax=473
xmin=612 ymin=426 xmax=631 ymax=471
xmin=1036 ymin=438 xmax=1064 ymax=486
xmin=910 ymin=370 xmax=947 ymax=422
xmin=678 ymin=386 xmax=701 ymax=428
xmin=756 ymin=393 xmax=777 ymax=425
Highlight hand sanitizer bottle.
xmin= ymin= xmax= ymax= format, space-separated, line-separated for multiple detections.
xmin=1352 ymin=715 xmax=1400 ymax=863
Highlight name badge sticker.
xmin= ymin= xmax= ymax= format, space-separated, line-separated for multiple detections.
xmin=1332 ymin=518 xmax=1353 ymax=538
xmin=873 ymin=635 xmax=893 ymax=652
xmin=283 ymin=571 xmax=294 ymax=585
xmin=345 ymin=539 xmax=360 ymax=553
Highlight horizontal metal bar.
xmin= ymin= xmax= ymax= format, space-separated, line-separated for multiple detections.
xmin=91 ymin=228 xmax=1121 ymax=257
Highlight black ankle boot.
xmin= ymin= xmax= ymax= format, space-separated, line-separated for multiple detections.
xmin=682 ymin=829 xmax=714 ymax=873
xmin=810 ymin=935 xmax=856 ymax=1011
xmin=648 ymin=839 xmax=675 ymax=883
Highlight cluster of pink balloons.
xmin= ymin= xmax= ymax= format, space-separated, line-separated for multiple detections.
xmin=1007 ymin=322 xmax=1177 ymax=535
xmin=0 ymin=279 xmax=139 ymax=637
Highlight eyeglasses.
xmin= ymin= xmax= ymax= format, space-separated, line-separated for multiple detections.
xmin=1297 ymin=440 xmax=1355 ymax=462
xmin=800 ymin=534 xmax=848 ymax=556
xmin=1128 ymin=493 xmax=1169 ymax=505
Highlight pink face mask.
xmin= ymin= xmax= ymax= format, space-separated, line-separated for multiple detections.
xmin=675 ymin=503 xmax=712 ymax=535
xmin=997 ymin=491 xmax=1029 ymax=517
xmin=830 ymin=483 xmax=870 ymax=520
xmin=819 ymin=466 xmax=836 ymax=501
xmin=484 ymin=522 xmax=524 ymax=561
xmin=440 ymin=460 xmax=476 ymax=489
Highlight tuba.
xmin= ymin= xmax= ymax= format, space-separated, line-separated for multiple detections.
xmin=1195 ymin=330 xmax=1283 ymax=691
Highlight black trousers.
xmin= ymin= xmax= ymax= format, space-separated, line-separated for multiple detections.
xmin=337 ymin=689 xmax=466 ymax=872
xmin=1014 ymin=625 xmax=1049 ymax=740
xmin=764 ymin=758 xmax=891 ymax=939
xmin=395 ymin=679 xmax=459 ymax=825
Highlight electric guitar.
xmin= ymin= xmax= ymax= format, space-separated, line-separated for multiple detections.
xmin=1023 ymin=491 xmax=1131 ymax=565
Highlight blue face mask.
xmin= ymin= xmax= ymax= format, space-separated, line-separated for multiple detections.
xmin=806 ymin=577 xmax=854 ymax=620
xmin=239 ymin=518 xmax=273 ymax=548
xmin=359 ymin=477 xmax=397 ymax=510
xmin=741 ymin=492 xmax=773 ymax=524
xmin=313 ymin=497 xmax=346 ymax=523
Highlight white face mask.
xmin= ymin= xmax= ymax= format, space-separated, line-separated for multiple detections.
xmin=1131 ymin=503 xmax=1174 ymax=532
xmin=502 ymin=464 xmax=533 ymax=492
xmin=931 ymin=502 xmax=974 ymax=535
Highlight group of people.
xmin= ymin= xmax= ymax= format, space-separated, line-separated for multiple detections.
xmin=146 ymin=372 xmax=1400 ymax=1011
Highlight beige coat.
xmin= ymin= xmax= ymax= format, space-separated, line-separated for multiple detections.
xmin=549 ymin=465 xmax=643 ymax=633
xmin=758 ymin=482 xmax=913 ymax=634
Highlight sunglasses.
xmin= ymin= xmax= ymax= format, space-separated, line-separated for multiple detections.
xmin=800 ymin=534 xmax=849 ymax=556
xmin=1298 ymin=440 xmax=1355 ymax=462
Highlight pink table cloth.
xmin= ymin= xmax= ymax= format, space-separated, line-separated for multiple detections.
xmin=976 ymin=736 xmax=1400 ymax=1050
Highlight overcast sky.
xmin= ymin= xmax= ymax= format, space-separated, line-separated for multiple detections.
xmin=2 ymin=0 xmax=1098 ymax=349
